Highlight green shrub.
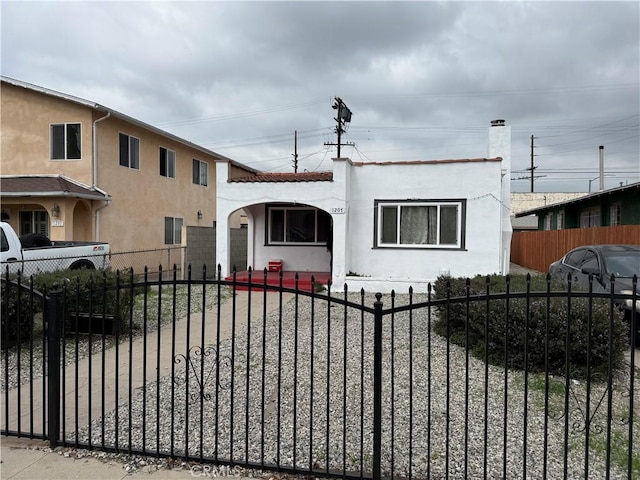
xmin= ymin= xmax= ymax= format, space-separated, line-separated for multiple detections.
xmin=1 ymin=269 xmax=135 ymax=348
xmin=1 ymin=276 xmax=44 ymax=349
xmin=31 ymin=269 xmax=134 ymax=335
xmin=432 ymin=274 xmax=628 ymax=379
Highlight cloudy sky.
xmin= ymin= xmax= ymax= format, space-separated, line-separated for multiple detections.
xmin=2 ymin=1 xmax=639 ymax=193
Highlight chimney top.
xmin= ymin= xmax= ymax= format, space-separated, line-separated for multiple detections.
xmin=491 ymin=119 xmax=506 ymax=127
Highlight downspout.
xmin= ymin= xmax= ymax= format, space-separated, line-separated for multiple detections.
xmin=92 ymin=111 xmax=111 ymax=241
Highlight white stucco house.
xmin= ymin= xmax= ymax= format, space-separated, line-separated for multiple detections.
xmin=216 ymin=119 xmax=512 ymax=293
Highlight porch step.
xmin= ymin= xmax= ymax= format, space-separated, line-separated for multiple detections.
xmin=224 ymin=271 xmax=331 ymax=293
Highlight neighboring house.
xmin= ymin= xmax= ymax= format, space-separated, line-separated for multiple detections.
xmin=0 ymin=76 xmax=255 ymax=257
xmin=510 ymin=192 xmax=587 ymax=232
xmin=514 ymin=182 xmax=640 ymax=230
xmin=216 ymin=120 xmax=512 ymax=292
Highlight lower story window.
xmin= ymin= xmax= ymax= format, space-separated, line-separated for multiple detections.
xmin=164 ymin=217 xmax=183 ymax=244
xmin=580 ymin=208 xmax=600 ymax=227
xmin=610 ymin=204 xmax=621 ymax=226
xmin=376 ymin=200 xmax=464 ymax=248
xmin=19 ymin=211 xmax=49 ymax=237
xmin=268 ymin=206 xmax=331 ymax=244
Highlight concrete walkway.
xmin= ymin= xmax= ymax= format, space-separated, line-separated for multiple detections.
xmin=2 ymin=289 xmax=293 ymax=479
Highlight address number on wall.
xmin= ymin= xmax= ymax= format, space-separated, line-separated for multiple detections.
xmin=330 ymin=207 xmax=345 ymax=214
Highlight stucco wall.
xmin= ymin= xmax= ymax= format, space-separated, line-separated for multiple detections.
xmin=345 ymin=160 xmax=504 ymax=288
xmin=1 ymin=83 xmax=95 ymax=185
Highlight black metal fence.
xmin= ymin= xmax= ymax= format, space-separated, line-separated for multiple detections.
xmin=1 ymin=267 xmax=638 ymax=479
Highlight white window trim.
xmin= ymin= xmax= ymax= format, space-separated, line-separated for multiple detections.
xmin=50 ymin=122 xmax=82 ymax=161
xmin=160 ymin=146 xmax=176 ymax=179
xmin=164 ymin=216 xmax=183 ymax=245
xmin=556 ymin=210 xmax=565 ymax=230
xmin=267 ymin=206 xmax=329 ymax=245
xmin=610 ymin=203 xmax=621 ymax=226
xmin=375 ymin=200 xmax=464 ymax=249
xmin=193 ymin=159 xmax=208 ymax=186
xmin=119 ymin=132 xmax=140 ymax=170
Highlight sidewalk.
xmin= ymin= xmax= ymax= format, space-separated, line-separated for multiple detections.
xmin=1 ymin=436 xmax=239 ymax=479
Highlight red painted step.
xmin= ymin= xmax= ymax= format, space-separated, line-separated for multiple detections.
xmin=224 ymin=271 xmax=331 ymax=293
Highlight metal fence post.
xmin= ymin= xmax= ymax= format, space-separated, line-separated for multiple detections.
xmin=46 ymin=288 xmax=63 ymax=448
xmin=373 ymin=293 xmax=383 ymax=480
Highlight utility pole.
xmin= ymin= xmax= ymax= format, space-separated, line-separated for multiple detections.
xmin=526 ymin=135 xmax=537 ymax=192
xmin=324 ymin=97 xmax=354 ymax=157
xmin=292 ymin=130 xmax=298 ymax=173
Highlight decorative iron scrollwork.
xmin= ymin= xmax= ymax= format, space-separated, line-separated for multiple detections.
xmin=173 ymin=345 xmax=231 ymax=402
xmin=548 ymin=367 xmax=632 ymax=434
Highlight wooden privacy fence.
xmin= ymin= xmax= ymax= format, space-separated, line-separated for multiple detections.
xmin=511 ymin=225 xmax=640 ymax=273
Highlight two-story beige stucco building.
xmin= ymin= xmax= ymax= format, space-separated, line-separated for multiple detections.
xmin=1 ymin=76 xmax=255 ymax=260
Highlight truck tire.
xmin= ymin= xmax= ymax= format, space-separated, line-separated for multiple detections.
xmin=19 ymin=233 xmax=52 ymax=248
xmin=70 ymin=260 xmax=95 ymax=270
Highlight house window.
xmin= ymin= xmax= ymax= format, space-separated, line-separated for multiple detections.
xmin=580 ymin=208 xmax=600 ymax=227
xmin=19 ymin=211 xmax=49 ymax=237
xmin=610 ymin=204 xmax=621 ymax=226
xmin=192 ymin=159 xmax=208 ymax=186
xmin=544 ymin=213 xmax=553 ymax=231
xmin=119 ymin=133 xmax=140 ymax=169
xmin=164 ymin=217 xmax=183 ymax=244
xmin=556 ymin=211 xmax=565 ymax=230
xmin=159 ymin=147 xmax=176 ymax=178
xmin=50 ymin=123 xmax=81 ymax=160
xmin=375 ymin=200 xmax=464 ymax=248
xmin=267 ymin=206 xmax=331 ymax=244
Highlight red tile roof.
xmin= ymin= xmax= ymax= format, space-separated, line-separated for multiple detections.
xmin=229 ymin=171 xmax=333 ymax=183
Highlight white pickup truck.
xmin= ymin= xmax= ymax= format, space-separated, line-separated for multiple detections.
xmin=0 ymin=222 xmax=110 ymax=276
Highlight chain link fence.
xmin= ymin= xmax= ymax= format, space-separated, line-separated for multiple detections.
xmin=109 ymin=246 xmax=187 ymax=280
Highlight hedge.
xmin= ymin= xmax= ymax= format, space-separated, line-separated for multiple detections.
xmin=432 ymin=274 xmax=628 ymax=379
xmin=1 ymin=269 xmax=135 ymax=349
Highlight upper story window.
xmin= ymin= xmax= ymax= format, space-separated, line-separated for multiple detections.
xmin=50 ymin=123 xmax=81 ymax=160
xmin=610 ymin=203 xmax=621 ymax=226
xmin=375 ymin=200 xmax=464 ymax=248
xmin=119 ymin=133 xmax=140 ymax=169
xmin=267 ymin=206 xmax=331 ymax=245
xmin=556 ymin=210 xmax=565 ymax=230
xmin=580 ymin=208 xmax=600 ymax=227
xmin=192 ymin=159 xmax=208 ymax=186
xmin=159 ymin=147 xmax=176 ymax=178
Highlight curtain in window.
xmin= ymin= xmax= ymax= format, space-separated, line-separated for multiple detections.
xmin=400 ymin=206 xmax=435 ymax=244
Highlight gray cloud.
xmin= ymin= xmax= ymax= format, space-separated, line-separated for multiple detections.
xmin=2 ymin=1 xmax=638 ymax=191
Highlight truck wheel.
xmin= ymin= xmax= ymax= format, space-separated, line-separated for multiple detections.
xmin=19 ymin=233 xmax=52 ymax=248
xmin=70 ymin=260 xmax=95 ymax=270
